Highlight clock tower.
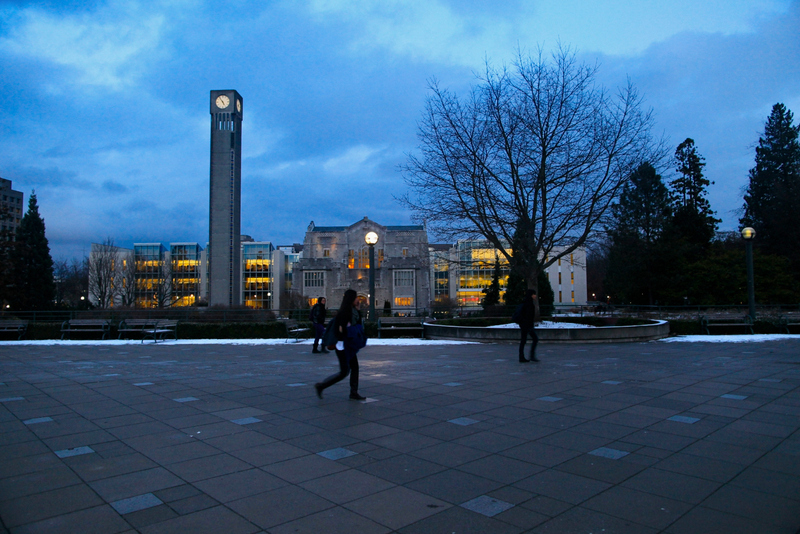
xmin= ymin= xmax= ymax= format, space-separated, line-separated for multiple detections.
xmin=209 ymin=90 xmax=243 ymax=307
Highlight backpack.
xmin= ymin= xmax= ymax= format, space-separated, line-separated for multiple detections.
xmin=511 ymin=303 xmax=524 ymax=325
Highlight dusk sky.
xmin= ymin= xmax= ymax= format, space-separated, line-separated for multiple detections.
xmin=1 ymin=0 xmax=798 ymax=261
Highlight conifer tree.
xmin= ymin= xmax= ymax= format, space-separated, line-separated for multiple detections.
xmin=741 ymin=103 xmax=800 ymax=270
xmin=670 ymin=138 xmax=719 ymax=246
xmin=10 ymin=192 xmax=55 ymax=310
xmin=605 ymin=163 xmax=672 ymax=304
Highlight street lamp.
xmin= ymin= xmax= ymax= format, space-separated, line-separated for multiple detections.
xmin=365 ymin=231 xmax=379 ymax=320
xmin=741 ymin=227 xmax=756 ymax=321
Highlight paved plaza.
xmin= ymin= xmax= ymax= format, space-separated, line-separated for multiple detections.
xmin=1 ymin=338 xmax=799 ymax=533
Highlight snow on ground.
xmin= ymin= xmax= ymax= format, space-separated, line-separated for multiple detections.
xmin=659 ymin=334 xmax=800 ymax=343
xmin=487 ymin=321 xmax=595 ymax=329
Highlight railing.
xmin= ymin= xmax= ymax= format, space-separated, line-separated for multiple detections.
xmin=3 ymin=303 xmax=797 ymax=325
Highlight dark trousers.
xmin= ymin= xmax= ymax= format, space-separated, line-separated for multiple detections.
xmin=313 ymin=323 xmax=325 ymax=348
xmin=519 ymin=325 xmax=538 ymax=357
xmin=318 ymin=346 xmax=359 ymax=393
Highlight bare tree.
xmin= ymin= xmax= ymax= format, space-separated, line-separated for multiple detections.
xmin=54 ymin=257 xmax=89 ymax=308
xmin=154 ymin=260 xmax=173 ymax=308
xmin=88 ymin=238 xmax=121 ymax=309
xmin=402 ymin=46 xmax=663 ymax=294
xmin=119 ymin=250 xmax=136 ymax=307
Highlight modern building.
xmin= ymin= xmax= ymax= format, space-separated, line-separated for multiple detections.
xmin=208 ymin=89 xmax=244 ymax=307
xmin=0 ymin=177 xmax=23 ymax=239
xmin=242 ymin=240 xmax=284 ymax=310
xmin=296 ymin=218 xmax=432 ymax=316
xmin=429 ymin=240 xmax=588 ymax=307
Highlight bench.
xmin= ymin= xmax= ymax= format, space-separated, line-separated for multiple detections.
xmin=0 ymin=320 xmax=28 ymax=340
xmin=141 ymin=320 xmax=178 ymax=343
xmin=118 ymin=319 xmax=160 ymax=340
xmin=284 ymin=320 xmax=310 ymax=343
xmin=61 ymin=319 xmax=111 ymax=340
xmin=776 ymin=313 xmax=800 ymax=334
xmin=377 ymin=316 xmax=424 ymax=338
xmin=700 ymin=314 xmax=753 ymax=335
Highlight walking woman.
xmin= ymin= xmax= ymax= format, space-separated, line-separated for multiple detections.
xmin=314 ymin=289 xmax=367 ymax=400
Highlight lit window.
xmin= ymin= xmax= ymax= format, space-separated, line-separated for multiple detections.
xmin=323 ymin=249 xmax=330 ymax=257
xmin=394 ymin=297 xmax=414 ymax=307
xmin=559 ymin=291 xmax=562 ymax=303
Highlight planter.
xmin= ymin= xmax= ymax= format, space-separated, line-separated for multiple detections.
xmin=423 ymin=320 xmax=670 ymax=344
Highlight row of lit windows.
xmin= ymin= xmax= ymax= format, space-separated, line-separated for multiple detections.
xmin=347 ymin=248 xmax=385 ymax=269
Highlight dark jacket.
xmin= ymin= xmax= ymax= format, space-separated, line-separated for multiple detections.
xmin=310 ymin=303 xmax=326 ymax=325
xmin=334 ymin=307 xmax=362 ymax=341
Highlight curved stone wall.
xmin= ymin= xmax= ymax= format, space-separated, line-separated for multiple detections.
xmin=423 ymin=320 xmax=670 ymax=344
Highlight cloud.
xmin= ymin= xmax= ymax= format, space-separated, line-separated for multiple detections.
xmin=9 ymin=166 xmax=92 ymax=190
xmin=0 ymin=2 xmax=166 ymax=90
xmin=305 ymin=0 xmax=793 ymax=65
xmin=322 ymin=145 xmax=387 ymax=175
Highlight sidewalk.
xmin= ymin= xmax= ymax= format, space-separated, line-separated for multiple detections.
xmin=1 ymin=338 xmax=798 ymax=533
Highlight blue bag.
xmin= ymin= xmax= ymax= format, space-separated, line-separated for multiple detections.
xmin=346 ymin=323 xmax=367 ymax=350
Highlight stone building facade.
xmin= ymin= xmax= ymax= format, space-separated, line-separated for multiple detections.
xmin=296 ymin=217 xmax=432 ymax=316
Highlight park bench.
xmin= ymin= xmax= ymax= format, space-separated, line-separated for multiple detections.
xmin=118 ymin=319 xmax=177 ymax=342
xmin=377 ymin=316 xmax=424 ymax=338
xmin=141 ymin=320 xmax=178 ymax=343
xmin=700 ymin=314 xmax=753 ymax=335
xmin=61 ymin=319 xmax=111 ymax=340
xmin=0 ymin=320 xmax=28 ymax=340
xmin=283 ymin=320 xmax=310 ymax=343
xmin=775 ymin=312 xmax=800 ymax=334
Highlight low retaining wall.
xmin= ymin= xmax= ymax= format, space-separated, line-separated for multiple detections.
xmin=423 ymin=320 xmax=670 ymax=344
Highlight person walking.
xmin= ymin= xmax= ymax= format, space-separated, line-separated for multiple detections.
xmin=314 ymin=289 xmax=367 ymax=400
xmin=517 ymin=289 xmax=540 ymax=363
xmin=310 ymin=297 xmax=329 ymax=354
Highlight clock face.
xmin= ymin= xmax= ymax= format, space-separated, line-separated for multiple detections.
xmin=236 ymin=99 xmax=242 ymax=112
xmin=215 ymin=95 xmax=230 ymax=109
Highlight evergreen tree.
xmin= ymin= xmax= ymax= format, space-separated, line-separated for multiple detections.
xmin=537 ymin=269 xmax=555 ymax=316
xmin=604 ymin=163 xmax=672 ymax=305
xmin=481 ymin=257 xmax=501 ymax=308
xmin=10 ymin=192 xmax=55 ymax=310
xmin=670 ymin=138 xmax=719 ymax=247
xmin=741 ymin=103 xmax=800 ymax=270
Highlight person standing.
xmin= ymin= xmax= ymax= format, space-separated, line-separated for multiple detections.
xmin=517 ymin=289 xmax=540 ymax=363
xmin=310 ymin=297 xmax=329 ymax=354
xmin=314 ymin=289 xmax=367 ymax=400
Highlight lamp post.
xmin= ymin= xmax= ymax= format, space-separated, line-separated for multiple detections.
xmin=365 ymin=231 xmax=379 ymax=321
xmin=742 ymin=227 xmax=756 ymax=321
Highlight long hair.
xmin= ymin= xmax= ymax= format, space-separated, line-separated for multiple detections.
xmin=336 ymin=289 xmax=358 ymax=324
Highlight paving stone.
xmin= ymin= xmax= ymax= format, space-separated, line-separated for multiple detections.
xmin=460 ymin=494 xmax=514 ymax=517
xmin=344 ymin=486 xmax=451 ymax=531
xmin=2 ymin=340 xmax=800 ymax=534
xmin=54 ymin=446 xmax=95 ymax=458
xmin=110 ymin=492 xmax=164 ymax=514
xmin=317 ymin=447 xmax=358 ymax=460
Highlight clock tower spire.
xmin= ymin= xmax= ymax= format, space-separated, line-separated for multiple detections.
xmin=208 ymin=90 xmax=243 ymax=307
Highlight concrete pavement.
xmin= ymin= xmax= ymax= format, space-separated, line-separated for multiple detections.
xmin=1 ymin=338 xmax=799 ymax=533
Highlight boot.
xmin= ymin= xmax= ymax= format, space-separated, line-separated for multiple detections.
xmin=530 ymin=353 xmax=540 ymax=362
xmin=312 ymin=343 xmax=320 ymax=354
xmin=321 ymin=347 xmax=330 ymax=353
xmin=519 ymin=353 xmax=529 ymax=363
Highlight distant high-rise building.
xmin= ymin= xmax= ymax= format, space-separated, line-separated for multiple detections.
xmin=0 ymin=177 xmax=24 ymax=240
xmin=208 ymin=90 xmax=243 ymax=307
